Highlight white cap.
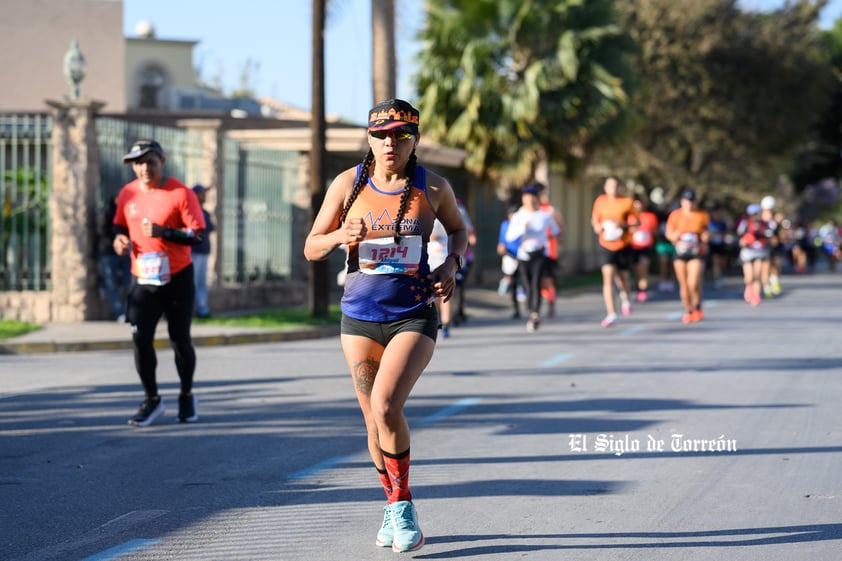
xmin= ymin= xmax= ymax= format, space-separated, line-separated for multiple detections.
xmin=649 ymin=187 xmax=665 ymax=206
xmin=761 ymin=195 xmax=776 ymax=210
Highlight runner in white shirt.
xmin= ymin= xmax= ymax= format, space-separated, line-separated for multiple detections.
xmin=505 ymin=184 xmax=562 ymax=332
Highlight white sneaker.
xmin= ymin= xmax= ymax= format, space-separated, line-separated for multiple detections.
xmin=128 ymin=397 xmax=165 ymax=427
xmin=601 ymin=314 xmax=617 ymax=328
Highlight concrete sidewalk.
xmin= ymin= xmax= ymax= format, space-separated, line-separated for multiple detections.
xmin=0 ymin=287 xmax=520 ymax=355
xmin=0 ymin=318 xmax=342 ymax=354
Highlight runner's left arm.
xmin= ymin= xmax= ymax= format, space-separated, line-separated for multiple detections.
xmin=146 ymin=222 xmax=206 ymax=246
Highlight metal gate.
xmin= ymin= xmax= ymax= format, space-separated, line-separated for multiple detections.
xmin=0 ymin=113 xmax=52 ymax=291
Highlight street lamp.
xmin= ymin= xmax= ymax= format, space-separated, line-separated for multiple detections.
xmin=63 ymin=39 xmax=86 ymax=100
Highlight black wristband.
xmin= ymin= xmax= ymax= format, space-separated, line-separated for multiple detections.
xmin=447 ymin=252 xmax=463 ymax=270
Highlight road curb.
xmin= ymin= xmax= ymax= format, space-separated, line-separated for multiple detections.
xmin=0 ymin=325 xmax=341 ymax=355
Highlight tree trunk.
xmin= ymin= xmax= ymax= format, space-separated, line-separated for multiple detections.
xmin=310 ymin=0 xmax=328 ymax=318
xmin=371 ymin=0 xmax=396 ymax=104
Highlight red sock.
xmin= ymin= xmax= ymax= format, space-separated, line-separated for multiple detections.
xmin=543 ymin=285 xmax=556 ymax=302
xmin=383 ymin=448 xmax=412 ymax=503
xmin=376 ymin=467 xmax=392 ymax=498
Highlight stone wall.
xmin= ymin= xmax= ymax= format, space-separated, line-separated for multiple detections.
xmin=208 ymin=281 xmax=309 ymax=312
xmin=46 ymin=99 xmax=105 ymax=322
xmin=0 ymin=291 xmax=53 ymax=323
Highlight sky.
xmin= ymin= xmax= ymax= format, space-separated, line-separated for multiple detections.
xmin=124 ymin=0 xmax=842 ymax=127
xmin=124 ymin=0 xmax=425 ymax=125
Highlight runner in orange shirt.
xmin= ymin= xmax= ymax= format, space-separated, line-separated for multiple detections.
xmin=591 ymin=176 xmax=638 ymax=327
xmin=665 ymin=187 xmax=710 ymax=323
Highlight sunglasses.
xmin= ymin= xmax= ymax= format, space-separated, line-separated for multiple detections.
xmin=369 ymin=130 xmax=415 ymax=141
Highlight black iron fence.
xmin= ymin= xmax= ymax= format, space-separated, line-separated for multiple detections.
xmin=0 ymin=113 xmax=51 ymax=291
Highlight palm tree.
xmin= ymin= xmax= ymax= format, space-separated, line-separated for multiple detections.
xmin=372 ymin=0 xmax=397 ymax=103
xmin=310 ymin=0 xmax=328 ymax=317
xmin=414 ymin=0 xmax=634 ymax=185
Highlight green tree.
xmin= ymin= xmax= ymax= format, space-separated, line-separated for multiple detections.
xmin=230 ymin=58 xmax=260 ymax=98
xmin=792 ymin=14 xmax=842 ymax=188
xmin=2 ymin=169 xmax=49 ymax=290
xmin=612 ymin=0 xmax=833 ymax=203
xmin=413 ymin=0 xmax=635 ymax=185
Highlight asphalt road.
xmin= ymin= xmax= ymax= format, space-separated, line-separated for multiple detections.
xmin=2 ymin=272 xmax=841 ymax=561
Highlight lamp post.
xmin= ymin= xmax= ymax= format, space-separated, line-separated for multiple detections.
xmin=63 ymin=39 xmax=86 ymax=100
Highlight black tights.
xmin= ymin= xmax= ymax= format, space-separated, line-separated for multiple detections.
xmin=518 ymin=251 xmax=545 ymax=316
xmin=126 ymin=265 xmax=196 ymax=398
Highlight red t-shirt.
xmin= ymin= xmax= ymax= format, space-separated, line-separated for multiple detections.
xmin=628 ymin=210 xmax=658 ymax=249
xmin=114 ymin=177 xmax=206 ymax=276
xmin=540 ymin=201 xmax=561 ymax=259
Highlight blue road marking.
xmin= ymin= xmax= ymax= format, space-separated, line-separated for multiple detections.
xmin=288 ymin=398 xmax=481 ymax=480
xmin=77 ymin=539 xmax=160 ymax=561
xmin=417 ymin=397 xmax=481 ymax=426
xmin=621 ymin=326 xmax=645 ymax=336
xmin=540 ymin=353 xmax=573 ymax=367
xmin=288 ymin=454 xmax=357 ymax=480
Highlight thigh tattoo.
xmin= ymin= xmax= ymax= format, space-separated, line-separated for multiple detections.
xmin=352 ymin=357 xmax=379 ymax=395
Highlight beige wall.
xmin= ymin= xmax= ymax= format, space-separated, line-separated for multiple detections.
xmin=548 ymin=170 xmax=602 ymax=274
xmin=1 ymin=0 xmax=125 ymax=112
xmin=125 ymin=38 xmax=198 ymax=109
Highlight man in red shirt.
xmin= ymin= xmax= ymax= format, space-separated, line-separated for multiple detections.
xmin=113 ymin=139 xmax=206 ymax=427
xmin=536 ymin=183 xmax=564 ymax=318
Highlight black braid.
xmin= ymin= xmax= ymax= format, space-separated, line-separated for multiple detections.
xmin=339 ymin=149 xmax=375 ymax=225
xmin=393 ymin=152 xmax=417 ymax=245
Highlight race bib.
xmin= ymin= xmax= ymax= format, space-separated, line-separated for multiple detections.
xmin=632 ymin=230 xmax=652 ymax=246
xmin=359 ymin=236 xmax=422 ymax=275
xmin=680 ymin=232 xmax=700 ymax=246
xmin=675 ymin=233 xmax=700 ymax=258
xmin=602 ymin=220 xmax=623 ymax=241
xmin=521 ymin=237 xmax=543 ymax=253
xmin=135 ymin=251 xmax=171 ymax=285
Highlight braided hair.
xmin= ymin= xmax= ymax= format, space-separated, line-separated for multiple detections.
xmin=338 ymin=149 xmax=375 ymax=226
xmin=338 ymin=149 xmax=418 ymax=246
xmin=392 ymin=152 xmax=417 ymax=245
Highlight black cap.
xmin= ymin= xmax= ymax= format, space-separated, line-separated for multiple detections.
xmin=681 ymin=187 xmax=696 ymax=202
xmin=368 ymin=99 xmax=420 ymax=135
xmin=192 ymin=184 xmax=210 ymax=193
xmin=122 ymin=139 xmax=164 ymax=163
